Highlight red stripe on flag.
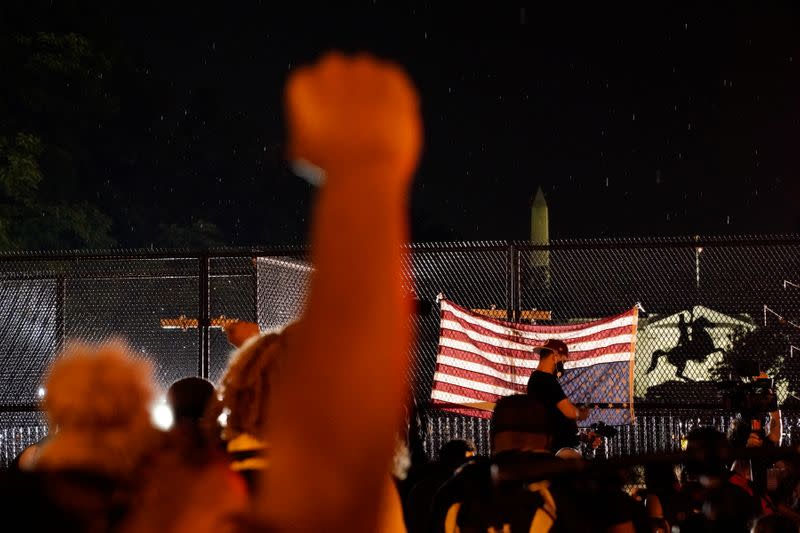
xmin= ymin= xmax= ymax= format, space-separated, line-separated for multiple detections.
xmin=432 ymin=381 xmax=503 ymax=404
xmin=435 ymin=363 xmax=528 ymax=391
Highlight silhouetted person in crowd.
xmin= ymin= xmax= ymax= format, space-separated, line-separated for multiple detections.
xmin=166 ymin=377 xmax=223 ymax=452
xmin=672 ymin=426 xmax=765 ymax=533
xmin=218 ymin=324 xmax=297 ymax=493
xmin=750 ymin=513 xmax=799 ymax=533
xmin=119 ymin=375 xmax=248 ymax=533
xmin=403 ymin=439 xmax=475 ymax=532
xmin=31 ymin=340 xmax=161 ymax=532
xmin=429 ymin=394 xmax=635 ymax=532
xmin=527 ymin=339 xmax=590 ymax=458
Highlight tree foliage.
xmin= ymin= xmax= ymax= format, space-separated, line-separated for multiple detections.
xmin=712 ymin=322 xmax=800 ymax=406
xmin=0 ymin=31 xmax=119 ymax=250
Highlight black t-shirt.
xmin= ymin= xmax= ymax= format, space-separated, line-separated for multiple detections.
xmin=526 ymin=370 xmax=579 ymax=451
xmin=428 ymin=451 xmax=634 ymax=532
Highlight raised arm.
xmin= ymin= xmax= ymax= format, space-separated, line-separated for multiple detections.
xmin=257 ymin=53 xmax=422 ymax=531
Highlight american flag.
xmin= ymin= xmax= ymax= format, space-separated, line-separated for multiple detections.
xmin=430 ymin=299 xmax=638 ymax=426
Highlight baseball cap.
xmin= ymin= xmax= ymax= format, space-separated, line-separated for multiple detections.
xmin=491 ymin=394 xmax=553 ymax=437
xmin=532 ymin=339 xmax=569 ymax=358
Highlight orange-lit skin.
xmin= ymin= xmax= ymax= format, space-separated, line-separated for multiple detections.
xmin=256 ymin=53 xmax=422 ymax=531
xmin=224 ymin=320 xmax=260 ymax=348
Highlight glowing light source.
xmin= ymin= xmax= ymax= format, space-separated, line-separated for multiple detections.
xmin=151 ymin=401 xmax=174 ymax=430
xmin=217 ymin=407 xmax=230 ymax=427
xmin=37 ymin=387 xmax=45 ymax=398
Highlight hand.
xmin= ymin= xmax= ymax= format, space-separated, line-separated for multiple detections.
xmin=576 ymin=406 xmax=591 ymax=421
xmin=224 ymin=321 xmax=260 ymax=348
xmin=285 ymin=52 xmax=422 ymax=185
xmin=746 ymin=431 xmax=764 ymax=448
xmin=578 ymin=430 xmax=603 ymax=449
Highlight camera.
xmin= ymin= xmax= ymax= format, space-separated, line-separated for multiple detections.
xmin=720 ymin=377 xmax=777 ymax=416
xmin=719 ymin=361 xmax=777 ymax=417
xmin=589 ymin=421 xmax=618 ymax=439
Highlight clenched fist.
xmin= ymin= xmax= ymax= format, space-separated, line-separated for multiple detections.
xmin=285 ymin=52 xmax=422 ymax=186
xmin=224 ymin=320 xmax=260 ymax=348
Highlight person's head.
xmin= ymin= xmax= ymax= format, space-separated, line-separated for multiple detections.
xmin=36 ymin=339 xmax=158 ymax=477
xmin=683 ymin=426 xmax=731 ymax=479
xmin=219 ymin=322 xmax=297 ymax=441
xmin=490 ymin=394 xmax=554 ymax=453
xmin=533 ymin=339 xmax=569 ymax=376
xmin=167 ymin=377 xmax=216 ymax=425
xmin=438 ymin=439 xmax=476 ymax=471
xmin=534 ymin=339 xmax=569 ymax=364
xmin=644 ymin=461 xmax=680 ymax=493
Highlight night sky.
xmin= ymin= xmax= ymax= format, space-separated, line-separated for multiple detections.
xmin=5 ymin=3 xmax=800 ymax=246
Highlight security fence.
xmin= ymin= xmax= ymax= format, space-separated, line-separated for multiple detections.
xmin=1 ymin=236 xmax=799 ymax=465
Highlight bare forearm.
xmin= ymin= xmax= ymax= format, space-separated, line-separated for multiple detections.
xmin=262 ymin=175 xmax=411 ymax=529
xmin=557 ymin=398 xmax=585 ymax=420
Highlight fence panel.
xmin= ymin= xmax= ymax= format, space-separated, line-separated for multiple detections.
xmin=0 ymin=238 xmax=798 ymax=465
xmin=209 ymin=257 xmax=258 ymax=383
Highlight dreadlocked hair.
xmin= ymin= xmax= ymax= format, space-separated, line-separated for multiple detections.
xmin=36 ymin=339 xmax=159 ymax=477
xmin=219 ymin=322 xmax=296 ymax=439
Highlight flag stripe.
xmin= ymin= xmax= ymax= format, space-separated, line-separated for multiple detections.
xmin=435 ymin=356 xmax=532 ymax=386
xmin=433 ymin=381 xmax=506 ymax=404
xmin=441 ymin=312 xmax=637 ymax=349
xmin=438 ymin=338 xmax=634 ymax=369
xmin=431 ymin=299 xmax=638 ymax=426
xmin=434 ymin=369 xmax=524 ymax=396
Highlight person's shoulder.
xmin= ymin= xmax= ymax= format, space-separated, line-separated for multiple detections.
xmin=529 ymin=370 xmax=558 ymax=385
xmin=452 ymin=456 xmax=492 ymax=479
xmin=437 ymin=457 xmax=492 ymax=495
xmin=526 ymin=370 xmax=552 ymax=389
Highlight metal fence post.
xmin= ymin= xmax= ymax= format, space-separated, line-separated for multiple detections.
xmin=507 ymin=242 xmax=520 ymax=322
xmin=252 ymin=256 xmax=259 ymax=328
xmin=55 ymin=276 xmax=65 ymax=354
xmin=198 ymin=254 xmax=209 ymax=379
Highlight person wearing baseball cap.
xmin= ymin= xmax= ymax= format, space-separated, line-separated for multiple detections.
xmin=527 ymin=339 xmax=590 ymax=458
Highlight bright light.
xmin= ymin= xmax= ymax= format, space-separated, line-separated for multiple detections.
xmin=37 ymin=387 xmax=46 ymax=398
xmin=151 ymin=402 xmax=174 ymax=430
xmin=217 ymin=407 xmax=229 ymax=427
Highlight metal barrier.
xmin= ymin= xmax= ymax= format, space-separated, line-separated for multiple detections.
xmin=0 ymin=236 xmax=798 ymax=465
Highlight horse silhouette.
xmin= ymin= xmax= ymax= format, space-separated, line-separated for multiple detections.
xmin=646 ymin=313 xmax=725 ymax=381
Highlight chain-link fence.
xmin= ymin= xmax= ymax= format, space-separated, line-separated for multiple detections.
xmin=1 ymin=237 xmax=799 ymax=466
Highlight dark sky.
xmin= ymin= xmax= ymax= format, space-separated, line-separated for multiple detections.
xmin=7 ymin=3 xmax=800 ymax=246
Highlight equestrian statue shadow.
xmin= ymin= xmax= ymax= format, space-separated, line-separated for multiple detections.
xmin=646 ymin=310 xmax=726 ymax=381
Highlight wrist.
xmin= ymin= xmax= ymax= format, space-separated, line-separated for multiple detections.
xmin=323 ymin=160 xmax=414 ymax=191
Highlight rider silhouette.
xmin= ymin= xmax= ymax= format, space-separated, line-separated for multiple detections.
xmin=647 ymin=309 xmax=722 ymax=381
xmin=677 ymin=312 xmax=691 ymax=348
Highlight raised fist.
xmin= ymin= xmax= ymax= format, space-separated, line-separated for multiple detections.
xmin=285 ymin=52 xmax=422 ymax=186
xmin=224 ymin=320 xmax=260 ymax=348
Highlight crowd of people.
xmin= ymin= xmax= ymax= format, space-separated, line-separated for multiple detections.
xmin=1 ymin=52 xmax=799 ymax=532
